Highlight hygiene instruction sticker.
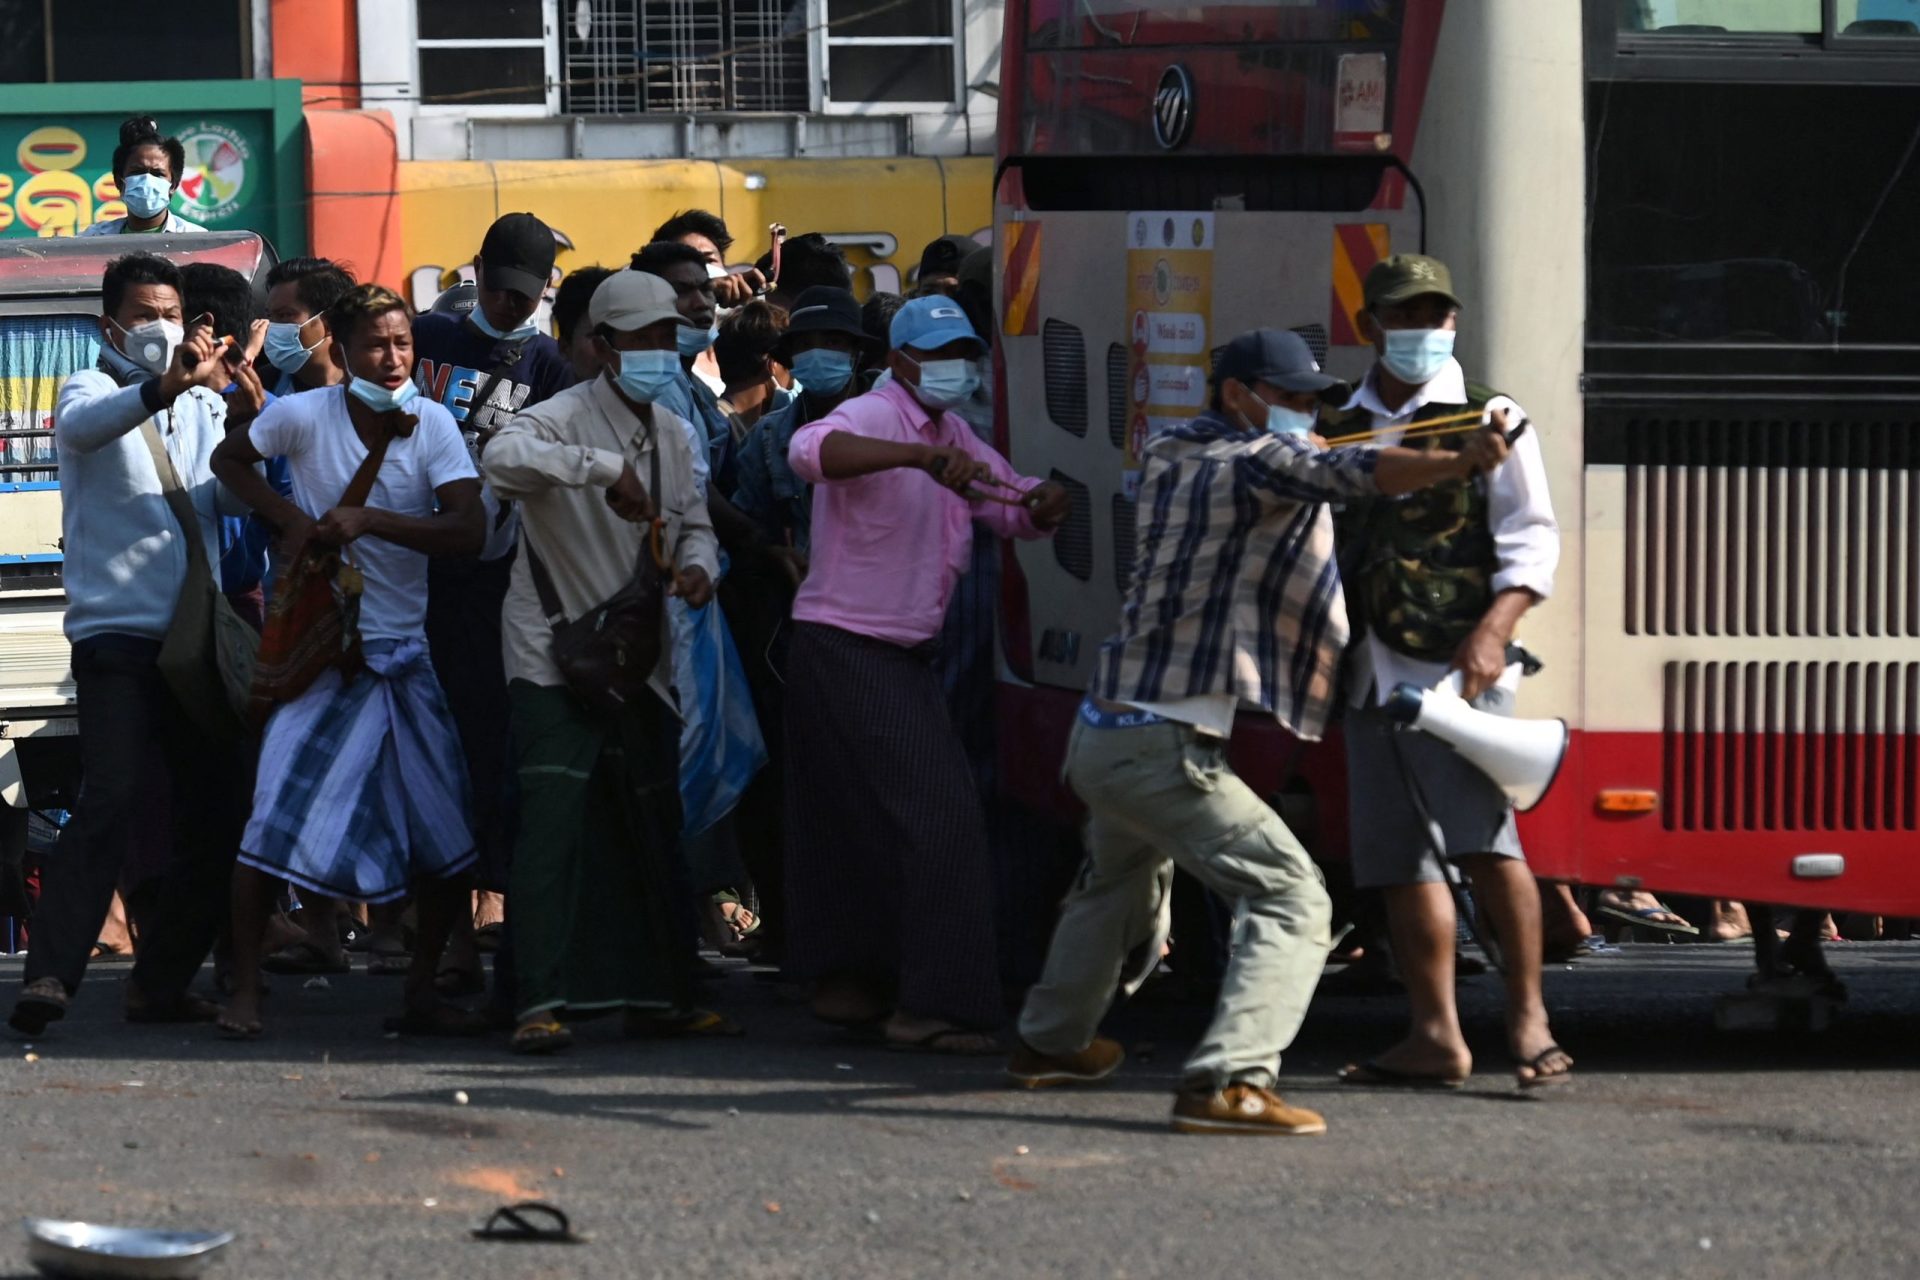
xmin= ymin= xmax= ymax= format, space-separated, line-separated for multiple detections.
xmin=1123 ymin=211 xmax=1213 ymax=499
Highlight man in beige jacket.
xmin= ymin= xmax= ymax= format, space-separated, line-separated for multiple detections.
xmin=482 ymin=270 xmax=723 ymax=1055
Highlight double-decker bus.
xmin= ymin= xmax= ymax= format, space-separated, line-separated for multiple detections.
xmin=992 ymin=0 xmax=1920 ymax=919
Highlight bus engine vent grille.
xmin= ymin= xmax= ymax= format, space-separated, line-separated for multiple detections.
xmin=1107 ymin=343 xmax=1128 ymax=448
xmin=1662 ymin=660 xmax=1920 ymax=833
xmin=1623 ymin=418 xmax=1920 ymax=639
xmin=1291 ymin=324 xmax=1330 ymax=365
xmin=1049 ymin=469 xmax=1093 ymax=583
xmin=1041 ymin=319 xmax=1088 ymax=436
xmin=1112 ymin=494 xmax=1136 ymax=593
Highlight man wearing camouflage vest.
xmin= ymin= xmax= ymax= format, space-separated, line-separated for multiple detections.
xmin=1324 ymin=255 xmax=1572 ymax=1091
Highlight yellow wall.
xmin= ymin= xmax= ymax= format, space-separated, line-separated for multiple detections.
xmin=395 ymin=157 xmax=993 ymax=309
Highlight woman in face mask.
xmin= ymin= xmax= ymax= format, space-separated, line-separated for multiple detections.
xmin=80 ymin=117 xmax=207 ymax=238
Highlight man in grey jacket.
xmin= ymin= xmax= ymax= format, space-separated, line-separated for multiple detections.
xmin=9 ymin=252 xmax=263 ymax=1036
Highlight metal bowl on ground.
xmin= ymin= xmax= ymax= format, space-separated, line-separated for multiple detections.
xmin=22 ymin=1219 xmax=234 ymax=1279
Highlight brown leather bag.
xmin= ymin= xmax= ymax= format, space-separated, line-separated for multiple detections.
xmin=524 ymin=426 xmax=671 ymax=715
xmin=247 ymin=416 xmax=404 ymax=726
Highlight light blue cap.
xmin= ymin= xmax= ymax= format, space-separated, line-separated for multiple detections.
xmin=888 ymin=295 xmax=984 ymax=354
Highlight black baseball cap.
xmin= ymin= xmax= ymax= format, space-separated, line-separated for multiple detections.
xmin=1214 ymin=329 xmax=1347 ymax=395
xmin=777 ymin=286 xmax=872 ymax=354
xmin=918 ymin=234 xmax=979 ymax=279
xmin=479 ymin=212 xmax=556 ymax=299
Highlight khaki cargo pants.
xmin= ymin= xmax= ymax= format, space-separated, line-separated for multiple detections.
xmin=1017 ymin=717 xmax=1332 ymax=1090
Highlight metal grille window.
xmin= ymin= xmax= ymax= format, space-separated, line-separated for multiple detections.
xmin=419 ymin=0 xmax=555 ymax=108
xmin=563 ymin=0 xmax=808 ymax=114
xmin=823 ymin=0 xmax=960 ymax=109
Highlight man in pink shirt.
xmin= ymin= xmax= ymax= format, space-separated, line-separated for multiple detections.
xmin=784 ymin=296 xmax=1068 ymax=1053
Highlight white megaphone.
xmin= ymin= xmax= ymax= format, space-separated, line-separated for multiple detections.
xmin=1382 ymin=674 xmax=1568 ymax=812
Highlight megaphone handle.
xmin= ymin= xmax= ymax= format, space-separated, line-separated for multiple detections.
xmin=1504 ymin=417 xmax=1530 ymax=444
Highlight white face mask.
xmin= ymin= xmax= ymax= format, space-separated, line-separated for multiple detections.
xmin=110 ymin=317 xmax=184 ymax=377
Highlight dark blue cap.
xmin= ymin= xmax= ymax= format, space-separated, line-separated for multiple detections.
xmin=1214 ymin=329 xmax=1346 ymax=395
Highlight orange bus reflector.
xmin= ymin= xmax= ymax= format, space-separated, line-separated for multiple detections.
xmin=1001 ymin=220 xmax=1042 ymax=338
xmin=1596 ymin=790 xmax=1659 ymax=814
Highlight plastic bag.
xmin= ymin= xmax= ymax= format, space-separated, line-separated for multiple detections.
xmin=671 ymin=592 xmax=768 ymax=838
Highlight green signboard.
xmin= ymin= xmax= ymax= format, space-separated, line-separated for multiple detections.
xmin=0 ymin=80 xmax=306 ymax=256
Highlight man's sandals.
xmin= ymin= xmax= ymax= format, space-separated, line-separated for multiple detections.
xmin=1339 ymin=1044 xmax=1575 ymax=1091
xmin=510 ymin=1019 xmax=573 ymax=1055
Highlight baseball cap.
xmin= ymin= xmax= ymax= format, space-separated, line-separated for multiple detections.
xmin=889 ymin=295 xmax=984 ymax=354
xmin=1362 ymin=253 xmax=1463 ymax=311
xmin=1213 ymin=329 xmax=1347 ymax=395
xmin=778 ymin=286 xmax=871 ymax=351
xmin=918 ymin=234 xmax=980 ymax=280
xmin=479 ymin=212 xmax=557 ymax=299
xmin=587 ymin=270 xmax=688 ymax=333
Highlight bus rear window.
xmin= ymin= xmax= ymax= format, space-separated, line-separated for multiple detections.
xmin=1026 ymin=1 xmax=1402 ymax=49
xmin=1588 ymin=80 xmax=1920 ymax=346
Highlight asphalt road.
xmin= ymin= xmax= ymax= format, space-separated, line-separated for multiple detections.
xmin=2 ymin=942 xmax=1916 ymax=1280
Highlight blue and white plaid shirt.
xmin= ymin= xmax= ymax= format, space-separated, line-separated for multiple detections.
xmin=1094 ymin=411 xmax=1382 ymax=741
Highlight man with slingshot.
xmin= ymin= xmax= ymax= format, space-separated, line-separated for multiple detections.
xmin=1009 ymin=328 xmax=1511 ymax=1135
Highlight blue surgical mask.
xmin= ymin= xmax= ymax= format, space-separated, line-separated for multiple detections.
xmin=905 ymin=356 xmax=980 ymax=410
xmin=264 ymin=320 xmax=322 ymax=375
xmin=677 ymin=322 xmax=718 ymax=360
xmin=347 ymin=377 xmax=421 ymax=413
xmin=470 ymin=307 xmax=539 ymax=342
xmin=1265 ymin=404 xmax=1317 ymax=437
xmin=614 ymin=348 xmax=681 ymax=404
xmin=1381 ymin=328 xmax=1456 ymax=386
xmin=121 ymin=172 xmax=172 ymax=220
xmin=790 ymin=349 xmax=854 ymax=397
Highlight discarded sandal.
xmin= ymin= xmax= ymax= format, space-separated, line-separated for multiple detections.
xmin=472 ymin=1202 xmax=587 ymax=1245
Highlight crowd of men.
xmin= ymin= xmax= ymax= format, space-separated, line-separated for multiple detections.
xmin=8 ymin=114 xmax=1579 ymax=1136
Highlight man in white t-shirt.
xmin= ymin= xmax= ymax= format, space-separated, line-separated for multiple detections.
xmin=210 ymin=284 xmax=485 ymax=1039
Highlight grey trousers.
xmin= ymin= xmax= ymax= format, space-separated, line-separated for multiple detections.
xmin=1017 ymin=718 xmax=1332 ymax=1090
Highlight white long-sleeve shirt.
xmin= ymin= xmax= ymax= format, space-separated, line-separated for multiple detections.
xmin=482 ymin=374 xmax=720 ymax=699
xmin=1339 ymin=358 xmax=1559 ymax=703
xmin=54 ymin=368 xmax=231 ymax=644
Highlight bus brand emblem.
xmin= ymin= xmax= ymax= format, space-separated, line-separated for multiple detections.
xmin=1153 ymin=65 xmax=1195 ymax=150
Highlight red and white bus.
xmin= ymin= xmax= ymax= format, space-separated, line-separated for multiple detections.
xmin=991 ymin=0 xmax=1920 ymax=919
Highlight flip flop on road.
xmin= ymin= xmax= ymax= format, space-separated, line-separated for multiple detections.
xmin=217 ymin=1012 xmax=263 ymax=1040
xmin=1516 ymin=1044 xmax=1574 ymax=1090
xmin=472 ymin=1202 xmax=588 ymax=1245
xmin=1338 ymin=1060 xmax=1468 ymax=1090
xmin=885 ymin=1025 xmax=1002 ymax=1056
xmin=262 ymin=940 xmax=351 ymax=975
xmin=1596 ymin=902 xmax=1699 ymax=936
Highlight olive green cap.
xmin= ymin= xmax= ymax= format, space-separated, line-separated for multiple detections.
xmin=1363 ymin=253 xmax=1463 ymax=311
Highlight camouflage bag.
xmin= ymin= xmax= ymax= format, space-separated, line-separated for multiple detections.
xmin=1324 ymin=385 xmax=1501 ymax=662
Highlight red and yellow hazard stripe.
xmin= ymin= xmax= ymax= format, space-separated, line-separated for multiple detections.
xmin=1330 ymin=222 xmax=1390 ymax=346
xmin=1001 ymin=220 xmax=1042 ymax=337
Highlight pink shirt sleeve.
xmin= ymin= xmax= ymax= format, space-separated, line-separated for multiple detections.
xmin=955 ymin=422 xmax=1047 ymax=540
xmin=787 ymin=396 xmax=878 ymax=485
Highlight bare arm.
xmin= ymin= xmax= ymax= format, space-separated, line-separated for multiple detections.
xmin=211 ymin=425 xmax=308 ymax=538
xmin=312 ymin=478 xmax=485 ymax=558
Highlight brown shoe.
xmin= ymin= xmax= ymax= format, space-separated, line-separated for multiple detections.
xmin=1007 ymin=1036 xmax=1124 ymax=1088
xmin=1170 ymin=1083 xmax=1327 ymax=1136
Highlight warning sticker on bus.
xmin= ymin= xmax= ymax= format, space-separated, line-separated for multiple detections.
xmin=1123 ymin=211 xmax=1214 ymax=496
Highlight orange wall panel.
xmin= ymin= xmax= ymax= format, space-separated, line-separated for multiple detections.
xmin=307 ymin=109 xmax=403 ymax=288
xmin=272 ymin=0 xmax=360 ymax=109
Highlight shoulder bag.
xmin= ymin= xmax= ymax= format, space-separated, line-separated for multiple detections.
xmin=523 ymin=420 xmax=671 ymax=715
xmin=246 ymin=415 xmax=402 ymax=726
xmin=140 ymin=415 xmax=260 ymax=744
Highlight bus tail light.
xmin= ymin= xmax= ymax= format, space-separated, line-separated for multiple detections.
xmin=1596 ymin=789 xmax=1659 ymax=815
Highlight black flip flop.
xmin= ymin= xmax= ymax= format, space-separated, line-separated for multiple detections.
xmin=1516 ymin=1045 xmax=1574 ymax=1091
xmin=1338 ymin=1060 xmax=1468 ymax=1090
xmin=472 ymin=1202 xmax=587 ymax=1245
